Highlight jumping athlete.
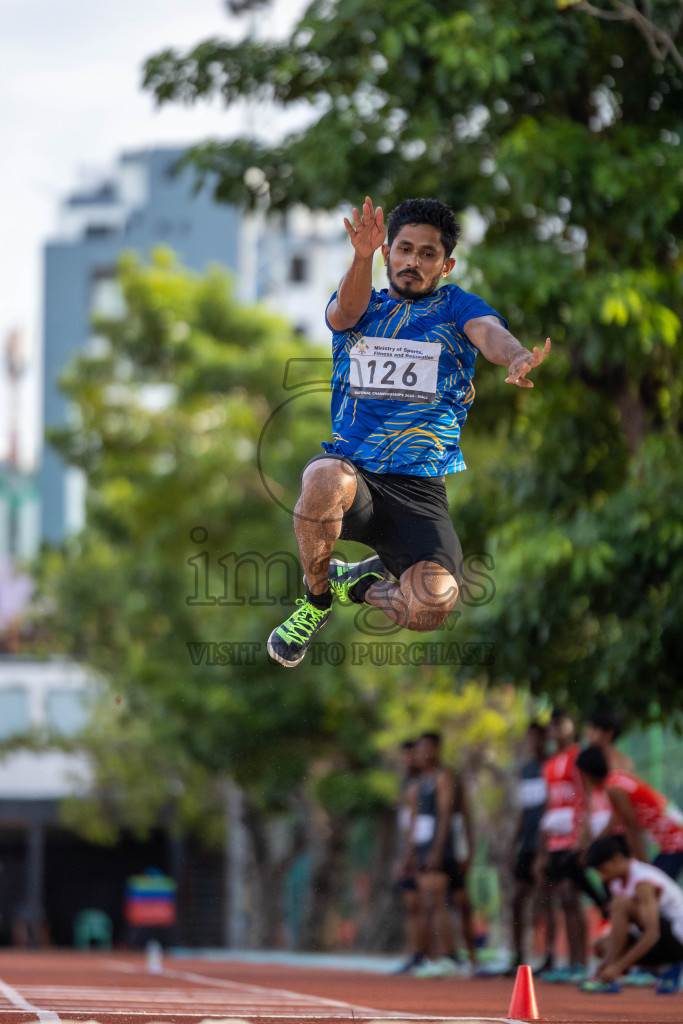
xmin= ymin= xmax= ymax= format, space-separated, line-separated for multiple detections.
xmin=267 ymin=196 xmax=551 ymax=667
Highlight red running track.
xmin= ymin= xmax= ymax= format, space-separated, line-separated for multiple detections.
xmin=0 ymin=951 xmax=679 ymax=1024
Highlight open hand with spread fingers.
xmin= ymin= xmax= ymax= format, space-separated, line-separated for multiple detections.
xmin=505 ymin=337 xmax=552 ymax=388
xmin=343 ymin=195 xmax=385 ymax=259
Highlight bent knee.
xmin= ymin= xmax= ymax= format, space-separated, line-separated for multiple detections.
xmin=300 ymin=459 xmax=357 ymax=501
xmin=609 ymin=895 xmax=633 ymax=917
xmin=404 ymin=583 xmax=459 ymax=633
xmin=406 ymin=605 xmax=456 ymax=632
xmin=402 ymin=561 xmax=459 ymax=604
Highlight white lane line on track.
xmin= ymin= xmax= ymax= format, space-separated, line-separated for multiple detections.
xmin=21 ymin=986 xmax=336 ymax=1002
xmin=106 ymin=962 xmax=414 ymax=1016
xmin=0 ymin=1014 xmax=518 ymax=1023
xmin=0 ymin=977 xmax=60 ymax=1022
xmin=103 ymin=961 xmax=517 ymax=1023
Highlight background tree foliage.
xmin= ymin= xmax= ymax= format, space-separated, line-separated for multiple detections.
xmin=143 ymin=0 xmax=683 ymax=722
xmin=34 ymin=250 xmax=530 ymax=948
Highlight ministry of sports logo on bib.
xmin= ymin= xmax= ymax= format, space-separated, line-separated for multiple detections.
xmin=348 ymin=337 xmax=442 ymax=404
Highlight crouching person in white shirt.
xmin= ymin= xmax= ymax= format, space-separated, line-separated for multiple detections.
xmin=582 ymin=835 xmax=683 ymax=994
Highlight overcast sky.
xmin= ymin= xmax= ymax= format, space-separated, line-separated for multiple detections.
xmin=0 ymin=0 xmax=308 ymax=466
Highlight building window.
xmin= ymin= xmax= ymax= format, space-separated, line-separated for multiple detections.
xmin=8 ymin=501 xmax=19 ymax=559
xmin=85 ymin=225 xmax=116 ymax=239
xmin=64 ymin=466 xmax=86 ymax=536
xmin=46 ymin=688 xmax=90 ymax=737
xmin=289 ymin=255 xmax=308 ymax=283
xmin=91 ymin=269 xmax=124 ymax=319
xmin=0 ymin=687 xmax=30 ymax=739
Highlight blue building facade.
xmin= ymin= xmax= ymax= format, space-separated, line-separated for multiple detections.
xmin=40 ymin=148 xmax=242 ymax=544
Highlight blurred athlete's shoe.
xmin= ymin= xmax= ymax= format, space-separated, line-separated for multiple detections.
xmin=622 ymin=967 xmax=657 ymax=986
xmin=540 ymin=964 xmax=586 ymax=983
xmin=413 ymin=956 xmax=459 ymax=979
xmin=579 ymin=977 xmax=622 ymax=993
xmin=392 ymin=953 xmax=425 ymax=975
xmin=656 ymin=961 xmax=682 ymax=994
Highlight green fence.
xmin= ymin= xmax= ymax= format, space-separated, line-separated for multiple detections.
xmin=621 ymin=720 xmax=683 ymax=810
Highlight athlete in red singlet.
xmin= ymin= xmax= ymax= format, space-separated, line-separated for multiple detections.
xmin=585 ymin=708 xmax=633 ymax=772
xmin=534 ymin=710 xmax=593 ymax=981
xmin=577 ymin=745 xmax=683 ymax=880
xmin=543 ymin=737 xmax=583 ymax=854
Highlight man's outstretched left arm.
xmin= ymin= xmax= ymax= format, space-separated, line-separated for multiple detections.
xmin=465 ymin=314 xmax=551 ymax=388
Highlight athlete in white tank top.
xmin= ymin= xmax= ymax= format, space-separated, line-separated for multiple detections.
xmin=610 ymin=859 xmax=683 ymax=946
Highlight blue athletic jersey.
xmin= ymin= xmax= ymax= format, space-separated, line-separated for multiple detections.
xmin=322 ymin=284 xmax=507 ymax=476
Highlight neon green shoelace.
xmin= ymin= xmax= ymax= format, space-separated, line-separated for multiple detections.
xmin=279 ymin=598 xmax=328 ymax=643
xmin=330 ymin=568 xmax=379 ymax=599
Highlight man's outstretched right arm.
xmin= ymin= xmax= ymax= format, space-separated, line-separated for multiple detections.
xmin=327 ymin=196 xmax=385 ymax=332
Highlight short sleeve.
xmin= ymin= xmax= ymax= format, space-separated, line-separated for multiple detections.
xmin=324 ymin=292 xmax=339 ymax=332
xmin=449 ymin=287 xmax=508 ymax=333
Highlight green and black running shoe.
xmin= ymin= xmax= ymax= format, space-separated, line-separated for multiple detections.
xmin=328 ymin=556 xmax=388 ymax=604
xmin=267 ymin=597 xmax=331 ymax=667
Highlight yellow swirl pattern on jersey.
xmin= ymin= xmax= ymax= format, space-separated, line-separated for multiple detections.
xmin=322 ymin=284 xmax=507 ymax=477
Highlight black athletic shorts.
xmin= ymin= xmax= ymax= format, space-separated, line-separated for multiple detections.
xmin=545 ymin=849 xmax=583 ymax=884
xmin=395 ymin=875 xmax=418 ymax=892
xmin=513 ymin=849 xmax=537 ymax=884
xmin=302 ymin=454 xmax=463 ymax=583
xmin=448 ymin=863 xmax=467 ymax=892
xmin=545 ymin=849 xmax=610 ymax=915
xmin=415 ymin=842 xmax=457 ymax=879
xmin=630 ymin=917 xmax=683 ymax=967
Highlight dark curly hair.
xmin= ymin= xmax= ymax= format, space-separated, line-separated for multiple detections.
xmin=585 ymin=834 xmax=630 ymax=868
xmin=588 ymin=708 xmax=624 ymax=742
xmin=576 ymin=745 xmax=609 ymax=781
xmin=386 ymin=198 xmax=461 ymax=256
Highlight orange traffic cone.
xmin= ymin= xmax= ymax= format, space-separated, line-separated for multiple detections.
xmin=508 ymin=964 xmax=540 ymax=1020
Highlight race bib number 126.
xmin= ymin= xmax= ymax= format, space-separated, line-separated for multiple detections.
xmin=348 ymin=337 xmax=442 ymax=404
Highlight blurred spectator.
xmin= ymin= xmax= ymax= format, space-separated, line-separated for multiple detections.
xmin=11 ymin=903 xmax=49 ymax=948
xmin=449 ymin=768 xmax=477 ymax=974
xmin=392 ymin=740 xmax=425 ymax=974
xmin=534 ymin=709 xmax=607 ymax=982
xmin=508 ymin=721 xmax=554 ymax=975
xmin=124 ymin=866 xmax=177 ymax=949
xmin=585 ymin=708 xmax=633 ymax=772
xmin=577 ymin=745 xmax=683 ymax=880
xmin=405 ymin=732 xmax=460 ymax=978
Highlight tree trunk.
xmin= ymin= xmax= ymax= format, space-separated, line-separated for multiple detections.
xmin=353 ymin=807 xmax=404 ymax=952
xmin=298 ymin=811 xmax=348 ymax=951
xmin=237 ymin=788 xmax=308 ymax=948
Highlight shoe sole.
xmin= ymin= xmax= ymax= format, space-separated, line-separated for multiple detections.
xmin=266 ymin=620 xmax=327 ymax=668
